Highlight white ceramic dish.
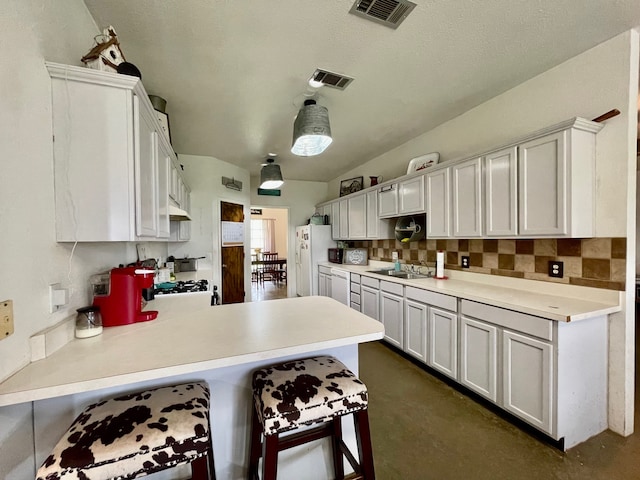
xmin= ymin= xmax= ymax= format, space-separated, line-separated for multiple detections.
xmin=407 ymin=152 xmax=440 ymax=174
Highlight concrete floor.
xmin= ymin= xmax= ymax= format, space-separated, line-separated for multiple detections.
xmin=358 ymin=341 xmax=640 ymax=480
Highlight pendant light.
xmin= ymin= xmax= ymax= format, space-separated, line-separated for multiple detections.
xmin=259 ymin=158 xmax=284 ymax=189
xmin=291 ymin=99 xmax=332 ymax=156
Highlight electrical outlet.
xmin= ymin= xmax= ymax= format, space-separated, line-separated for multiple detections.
xmin=0 ymin=300 xmax=14 ymax=340
xmin=461 ymin=256 xmax=470 ymax=268
xmin=548 ymin=261 xmax=564 ymax=278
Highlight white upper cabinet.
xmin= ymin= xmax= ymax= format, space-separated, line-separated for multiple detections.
xmin=398 ymin=175 xmax=425 ymax=214
xmin=452 ymin=157 xmax=482 ymax=237
xmin=484 ymin=147 xmax=518 ymax=237
xmin=425 ymin=168 xmax=451 ymax=238
xmin=518 ymin=119 xmax=601 ymax=237
xmin=331 ymin=201 xmax=341 ymax=240
xmin=47 ymin=62 xmax=182 ymax=242
xmin=378 ymin=184 xmax=398 ymax=218
xmin=339 ymin=198 xmax=349 ymax=239
xmin=347 ymin=193 xmax=367 ymax=239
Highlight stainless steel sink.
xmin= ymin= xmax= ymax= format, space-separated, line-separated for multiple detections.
xmin=365 ymin=269 xmax=432 ymax=279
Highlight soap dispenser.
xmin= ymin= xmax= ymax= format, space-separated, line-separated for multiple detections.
xmin=392 ymin=251 xmax=401 ymax=272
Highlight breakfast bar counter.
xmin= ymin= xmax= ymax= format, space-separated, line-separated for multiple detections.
xmin=0 ymin=296 xmax=384 ymax=479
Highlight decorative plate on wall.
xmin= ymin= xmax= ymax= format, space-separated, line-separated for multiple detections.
xmin=407 ymin=152 xmax=440 ymax=175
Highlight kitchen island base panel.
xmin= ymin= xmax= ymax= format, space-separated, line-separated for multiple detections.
xmin=33 ymin=345 xmax=359 ymax=480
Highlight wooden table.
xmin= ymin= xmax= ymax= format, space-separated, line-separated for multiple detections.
xmin=251 ymin=258 xmax=287 ymax=282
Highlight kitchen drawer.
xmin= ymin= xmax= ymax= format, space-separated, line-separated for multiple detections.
xmin=351 ymin=273 xmax=361 ymax=284
xmin=350 ymin=282 xmax=361 ymax=294
xmin=461 ymin=300 xmax=553 ymax=341
xmin=350 ymin=292 xmax=361 ymax=304
xmin=318 ymin=265 xmax=333 ymax=275
xmin=350 ymin=301 xmax=361 ymax=312
xmin=405 ymin=286 xmax=457 ymax=312
xmin=380 ymin=280 xmax=403 ymax=296
xmin=362 ymin=276 xmax=380 ymax=288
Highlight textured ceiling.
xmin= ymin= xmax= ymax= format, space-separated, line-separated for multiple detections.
xmin=82 ymin=0 xmax=640 ymax=182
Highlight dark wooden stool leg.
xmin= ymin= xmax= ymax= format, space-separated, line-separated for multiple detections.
xmin=248 ymin=405 xmax=262 ymax=479
xmin=331 ymin=417 xmax=345 ymax=479
xmin=354 ymin=409 xmax=375 ymax=479
xmin=192 ymin=450 xmax=216 ymax=480
xmin=262 ymin=433 xmax=279 ymax=480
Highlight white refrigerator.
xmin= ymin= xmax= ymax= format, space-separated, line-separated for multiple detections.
xmin=295 ymin=224 xmax=334 ymax=297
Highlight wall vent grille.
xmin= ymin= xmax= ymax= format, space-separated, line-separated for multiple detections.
xmin=311 ymin=69 xmax=354 ymax=90
xmin=349 ymin=0 xmax=417 ymax=29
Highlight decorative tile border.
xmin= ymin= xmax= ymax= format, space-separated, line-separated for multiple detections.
xmin=353 ymin=237 xmax=626 ymax=291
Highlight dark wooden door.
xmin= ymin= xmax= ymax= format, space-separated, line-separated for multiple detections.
xmin=221 ymin=201 xmax=245 ymax=304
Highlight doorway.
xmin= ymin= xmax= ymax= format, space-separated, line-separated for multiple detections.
xmin=250 ymin=206 xmax=289 ymax=302
xmin=220 ymin=201 xmax=245 ymax=304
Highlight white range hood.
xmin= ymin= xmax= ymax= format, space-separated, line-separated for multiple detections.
xmin=169 ymin=204 xmax=191 ymax=221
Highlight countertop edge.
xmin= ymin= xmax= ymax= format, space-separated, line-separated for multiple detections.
xmin=325 ymin=262 xmax=621 ymax=322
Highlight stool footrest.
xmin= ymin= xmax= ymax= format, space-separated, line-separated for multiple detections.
xmin=277 ymin=423 xmax=333 ymax=451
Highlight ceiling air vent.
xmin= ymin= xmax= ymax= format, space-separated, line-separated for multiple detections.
xmin=310 ymin=69 xmax=354 ymax=90
xmin=349 ymin=0 xmax=416 ymax=29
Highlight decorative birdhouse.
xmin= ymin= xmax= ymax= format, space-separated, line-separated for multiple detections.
xmin=81 ymin=26 xmax=126 ymax=73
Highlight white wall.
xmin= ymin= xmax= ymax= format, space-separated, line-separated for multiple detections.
xmin=0 ymin=2 xmax=147 ymax=478
xmin=250 ymin=179 xmax=329 ymax=298
xmin=171 ymin=154 xmax=251 ymax=300
xmin=328 ymin=30 xmax=640 ymax=435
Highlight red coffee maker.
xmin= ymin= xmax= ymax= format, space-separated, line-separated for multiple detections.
xmin=91 ymin=267 xmax=158 ymax=327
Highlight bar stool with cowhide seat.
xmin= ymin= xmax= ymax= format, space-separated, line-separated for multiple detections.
xmin=36 ymin=382 xmax=216 ymax=480
xmin=248 ymin=355 xmax=375 ymax=479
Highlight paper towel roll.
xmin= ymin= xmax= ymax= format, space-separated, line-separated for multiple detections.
xmin=436 ymin=251 xmax=445 ymax=278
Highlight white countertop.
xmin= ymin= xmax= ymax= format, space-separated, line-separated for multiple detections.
xmin=0 ymin=295 xmax=384 ymax=407
xmin=325 ymin=263 xmax=621 ymax=322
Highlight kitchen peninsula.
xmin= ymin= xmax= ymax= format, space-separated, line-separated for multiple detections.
xmin=0 ymin=296 xmax=383 ymax=480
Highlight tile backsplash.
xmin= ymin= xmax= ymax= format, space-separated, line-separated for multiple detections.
xmin=353 ymin=237 xmax=626 ymax=291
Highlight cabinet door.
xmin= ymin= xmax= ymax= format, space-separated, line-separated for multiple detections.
xmin=318 ymin=273 xmax=327 ymax=296
xmin=169 ymin=161 xmax=179 ymax=201
xmin=339 ymin=199 xmax=349 ymax=239
xmin=381 ymin=291 xmax=403 ymax=349
xmin=518 ymin=131 xmax=567 ymax=236
xmin=460 ymin=316 xmax=498 ymax=402
xmin=425 ymin=168 xmax=451 ymax=238
xmin=378 ymin=184 xmax=398 ymax=218
xmin=156 ymin=151 xmax=171 ymax=238
xmin=361 ymin=285 xmax=380 ymax=321
xmin=503 ymin=330 xmax=553 ymax=433
xmin=428 ymin=307 xmax=458 ymax=379
xmin=366 ymin=190 xmax=379 ymax=239
xmin=348 ymin=194 xmax=367 ymax=239
xmin=178 ymin=188 xmax=191 ymax=241
xmin=135 ymin=96 xmax=159 ymax=237
xmin=484 ymin=147 xmax=518 ymax=236
xmin=399 ymin=175 xmax=425 ymax=214
xmin=331 ymin=202 xmax=340 ymax=239
xmin=452 ymin=157 xmax=482 ymax=237
xmin=405 ymin=299 xmax=428 ymax=363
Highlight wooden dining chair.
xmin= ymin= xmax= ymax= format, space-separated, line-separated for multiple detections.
xmin=251 ymin=254 xmax=259 ymax=283
xmin=260 ymin=252 xmax=279 ymax=283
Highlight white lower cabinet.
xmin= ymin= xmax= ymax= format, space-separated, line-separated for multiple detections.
xmin=360 ymin=277 xmax=380 ymax=321
xmin=502 ymin=330 xmax=553 ymax=433
xmin=318 ymin=266 xmax=332 ymax=297
xmin=405 ymin=299 xmax=428 ymax=363
xmin=460 ymin=316 xmax=498 ymax=402
xmin=428 ymin=307 xmax=458 ymax=380
xmin=380 ymin=281 xmax=404 ymax=349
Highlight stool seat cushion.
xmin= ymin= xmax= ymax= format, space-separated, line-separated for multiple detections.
xmin=36 ymin=382 xmax=211 ymax=480
xmin=252 ymin=356 xmax=368 ymax=436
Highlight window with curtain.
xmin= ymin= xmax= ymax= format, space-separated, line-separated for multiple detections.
xmin=250 ymin=219 xmax=276 ymax=253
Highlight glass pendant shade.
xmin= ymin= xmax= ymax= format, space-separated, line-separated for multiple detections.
xmin=291 ymin=99 xmax=332 ymax=156
xmin=260 ymin=160 xmax=284 ymax=189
